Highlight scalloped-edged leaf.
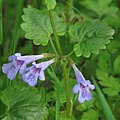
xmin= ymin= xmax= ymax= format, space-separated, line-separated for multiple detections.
xmin=68 ymin=20 xmax=114 ymax=57
xmin=45 ymin=0 xmax=56 ymax=10
xmin=0 ymin=86 xmax=48 ymax=120
xmin=21 ymin=6 xmax=66 ymax=45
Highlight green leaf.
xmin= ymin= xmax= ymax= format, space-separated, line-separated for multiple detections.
xmin=68 ymin=20 xmax=114 ymax=57
xmin=81 ymin=109 xmax=99 ymax=120
xmin=113 ymin=55 xmax=120 ymax=75
xmin=96 ymin=69 xmax=120 ymax=96
xmin=45 ymin=0 xmax=56 ymax=10
xmin=75 ymin=98 xmax=95 ymax=111
xmin=92 ymin=77 xmax=116 ymax=120
xmin=80 ymin=0 xmax=118 ymax=17
xmin=97 ymin=51 xmax=112 ymax=74
xmin=0 ymin=86 xmax=48 ymax=120
xmin=60 ymin=111 xmax=76 ymax=120
xmin=53 ymin=79 xmax=76 ymax=104
xmin=21 ymin=6 xmax=66 ymax=45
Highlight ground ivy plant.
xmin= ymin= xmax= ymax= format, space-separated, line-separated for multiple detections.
xmin=1 ymin=0 xmax=115 ymax=120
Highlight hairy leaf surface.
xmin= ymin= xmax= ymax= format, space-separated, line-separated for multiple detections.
xmin=68 ymin=20 xmax=114 ymax=57
xmin=21 ymin=6 xmax=66 ymax=45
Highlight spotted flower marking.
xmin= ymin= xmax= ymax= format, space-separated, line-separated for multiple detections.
xmin=22 ymin=59 xmax=55 ymax=86
xmin=72 ymin=64 xmax=95 ymax=103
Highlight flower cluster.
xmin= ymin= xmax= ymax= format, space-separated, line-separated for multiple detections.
xmin=72 ymin=64 xmax=95 ymax=103
xmin=2 ymin=53 xmax=95 ymax=103
xmin=2 ymin=53 xmax=55 ymax=86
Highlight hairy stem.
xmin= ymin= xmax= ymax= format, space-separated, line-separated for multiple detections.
xmin=10 ymin=0 xmax=23 ymax=54
xmin=49 ymin=10 xmax=62 ymax=55
xmin=49 ymin=36 xmax=58 ymax=55
xmin=49 ymin=10 xmax=71 ymax=117
xmin=62 ymin=62 xmax=71 ymax=117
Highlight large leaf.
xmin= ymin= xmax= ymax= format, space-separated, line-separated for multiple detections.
xmin=45 ymin=0 xmax=56 ymax=10
xmin=68 ymin=20 xmax=114 ymax=57
xmin=0 ymin=86 xmax=48 ymax=120
xmin=21 ymin=6 xmax=66 ymax=45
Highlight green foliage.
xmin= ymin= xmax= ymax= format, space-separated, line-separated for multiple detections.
xmin=0 ymin=0 xmax=2 ymax=44
xmin=21 ymin=6 xmax=66 ymax=45
xmin=92 ymin=78 xmax=116 ymax=120
xmin=60 ymin=111 xmax=76 ymax=120
xmin=75 ymin=98 xmax=95 ymax=111
xmin=53 ymin=79 xmax=76 ymax=104
xmin=68 ymin=20 xmax=114 ymax=57
xmin=45 ymin=0 xmax=56 ymax=10
xmin=79 ymin=0 xmax=120 ymax=27
xmin=1 ymin=0 xmax=120 ymax=120
xmin=96 ymin=69 xmax=120 ymax=96
xmin=96 ymin=50 xmax=120 ymax=96
xmin=80 ymin=0 xmax=118 ymax=17
xmin=113 ymin=55 xmax=120 ymax=75
xmin=81 ymin=109 xmax=99 ymax=120
xmin=0 ymin=86 xmax=48 ymax=120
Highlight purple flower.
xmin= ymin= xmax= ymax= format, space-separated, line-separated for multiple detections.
xmin=2 ymin=53 xmax=44 ymax=80
xmin=72 ymin=64 xmax=95 ymax=103
xmin=22 ymin=59 xmax=55 ymax=86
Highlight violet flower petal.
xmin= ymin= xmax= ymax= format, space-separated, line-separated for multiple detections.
xmin=35 ymin=59 xmax=54 ymax=70
xmin=86 ymin=80 xmax=95 ymax=90
xmin=85 ymin=89 xmax=93 ymax=101
xmin=78 ymin=91 xmax=86 ymax=103
xmin=73 ymin=84 xmax=79 ymax=94
xmin=22 ymin=71 xmax=38 ymax=86
xmin=2 ymin=62 xmax=13 ymax=74
xmin=19 ymin=63 xmax=27 ymax=74
xmin=39 ymin=70 xmax=45 ymax=81
xmin=17 ymin=54 xmax=44 ymax=64
xmin=72 ymin=64 xmax=86 ymax=85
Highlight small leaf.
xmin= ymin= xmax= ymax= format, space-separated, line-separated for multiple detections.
xmin=45 ymin=0 xmax=56 ymax=10
xmin=81 ymin=109 xmax=99 ymax=120
xmin=21 ymin=6 xmax=66 ymax=45
xmin=68 ymin=20 xmax=114 ymax=57
xmin=0 ymin=86 xmax=48 ymax=120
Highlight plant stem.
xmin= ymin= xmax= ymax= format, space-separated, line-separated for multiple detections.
xmin=10 ymin=0 xmax=23 ymax=54
xmin=62 ymin=62 xmax=71 ymax=117
xmin=49 ymin=10 xmax=62 ymax=55
xmin=49 ymin=10 xmax=71 ymax=117
xmin=49 ymin=36 xmax=58 ymax=55
xmin=92 ymin=77 xmax=116 ymax=120
xmin=0 ymin=0 xmax=3 ymax=44
xmin=47 ymin=66 xmax=60 ymax=120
